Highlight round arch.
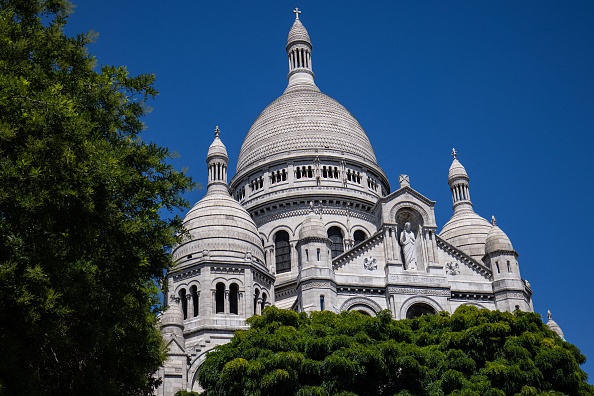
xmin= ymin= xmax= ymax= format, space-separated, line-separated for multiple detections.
xmin=267 ymin=225 xmax=296 ymax=240
xmin=340 ymin=297 xmax=382 ymax=314
xmin=399 ymin=296 xmax=443 ymax=320
xmin=389 ymin=201 xmax=431 ymax=225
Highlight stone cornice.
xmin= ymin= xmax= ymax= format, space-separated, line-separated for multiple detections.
xmin=332 ymin=229 xmax=384 ymax=270
xmin=436 ymin=235 xmax=492 ymax=280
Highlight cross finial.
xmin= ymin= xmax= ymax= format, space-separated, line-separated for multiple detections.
xmin=547 ymin=310 xmax=552 ymax=320
xmin=491 ymin=215 xmax=497 ymax=226
xmin=214 ymin=125 xmax=220 ymax=138
xmin=451 ymin=148 xmax=457 ymax=159
xmin=293 ymin=7 xmax=301 ymax=20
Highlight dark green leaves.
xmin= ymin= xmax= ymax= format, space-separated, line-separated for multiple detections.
xmin=198 ymin=306 xmax=594 ymax=396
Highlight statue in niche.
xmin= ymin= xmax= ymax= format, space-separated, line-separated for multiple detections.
xmin=399 ymin=222 xmax=417 ymax=270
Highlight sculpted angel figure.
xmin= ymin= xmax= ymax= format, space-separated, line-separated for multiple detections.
xmin=399 ymin=222 xmax=417 ymax=270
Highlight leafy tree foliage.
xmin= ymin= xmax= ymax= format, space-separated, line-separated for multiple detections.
xmin=0 ymin=0 xmax=193 ymax=394
xmin=198 ymin=306 xmax=594 ymax=396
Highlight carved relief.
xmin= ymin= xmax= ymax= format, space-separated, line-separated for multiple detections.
xmin=445 ymin=262 xmax=460 ymax=275
xmin=363 ymin=257 xmax=377 ymax=271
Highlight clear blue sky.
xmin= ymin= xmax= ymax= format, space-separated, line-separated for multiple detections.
xmin=65 ymin=1 xmax=594 ymax=380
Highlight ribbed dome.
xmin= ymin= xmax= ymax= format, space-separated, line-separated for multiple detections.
xmin=546 ymin=311 xmax=565 ymax=339
xmin=485 ymin=225 xmax=514 ymax=254
xmin=207 ymin=128 xmax=228 ymax=160
xmin=448 ymin=158 xmax=468 ymax=181
xmin=160 ymin=302 xmax=184 ymax=330
xmin=299 ymin=211 xmax=328 ymax=240
xmin=236 ymin=86 xmax=378 ymax=173
xmin=175 ymin=189 xmax=265 ymax=264
xmin=287 ymin=19 xmax=311 ymax=48
xmin=440 ymin=210 xmax=492 ymax=261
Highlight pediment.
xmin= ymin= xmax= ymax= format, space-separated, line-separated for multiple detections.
xmin=436 ymin=234 xmax=492 ymax=280
xmin=165 ymin=337 xmax=186 ymax=355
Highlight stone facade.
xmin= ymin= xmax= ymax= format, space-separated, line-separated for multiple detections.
xmin=156 ymin=12 xmax=533 ymax=395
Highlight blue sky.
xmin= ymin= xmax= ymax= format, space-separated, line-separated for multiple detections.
xmin=65 ymin=1 xmax=594 ymax=380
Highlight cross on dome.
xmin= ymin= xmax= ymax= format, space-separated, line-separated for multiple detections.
xmin=491 ymin=215 xmax=497 ymax=226
xmin=451 ymin=148 xmax=457 ymax=159
xmin=293 ymin=7 xmax=301 ymax=20
xmin=214 ymin=125 xmax=220 ymax=138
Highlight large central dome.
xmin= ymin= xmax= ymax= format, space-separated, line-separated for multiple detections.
xmin=236 ymin=85 xmax=378 ymax=172
xmin=235 ymin=16 xmax=378 ymax=175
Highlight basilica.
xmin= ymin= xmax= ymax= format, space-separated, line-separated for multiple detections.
xmin=156 ymin=11 xmax=535 ymax=395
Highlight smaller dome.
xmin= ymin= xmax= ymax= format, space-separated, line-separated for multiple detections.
xmin=440 ymin=210 xmax=492 ymax=261
xmin=160 ymin=302 xmax=184 ymax=330
xmin=299 ymin=211 xmax=327 ymax=240
xmin=546 ymin=311 xmax=565 ymax=340
xmin=287 ymin=19 xmax=311 ymax=49
xmin=485 ymin=224 xmax=514 ymax=254
xmin=448 ymin=158 xmax=468 ymax=181
xmin=206 ymin=126 xmax=228 ymax=160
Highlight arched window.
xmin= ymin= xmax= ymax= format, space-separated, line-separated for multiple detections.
xmin=261 ymin=292 xmax=267 ymax=313
xmin=215 ymin=282 xmax=225 ymax=314
xmin=320 ymin=295 xmax=325 ymax=311
xmin=229 ymin=283 xmax=239 ymax=315
xmin=406 ymin=303 xmax=436 ymax=319
xmin=353 ymin=230 xmax=366 ymax=245
xmin=190 ymin=285 xmax=199 ymax=317
xmin=328 ymin=226 xmax=344 ymax=258
xmin=275 ymin=230 xmax=291 ymax=274
xmin=179 ymin=288 xmax=187 ymax=319
xmin=253 ymin=289 xmax=260 ymax=315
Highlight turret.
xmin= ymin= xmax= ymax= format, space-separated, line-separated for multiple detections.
xmin=296 ymin=204 xmax=336 ymax=312
xmin=484 ymin=216 xmax=531 ymax=312
xmin=286 ymin=8 xmax=315 ymax=88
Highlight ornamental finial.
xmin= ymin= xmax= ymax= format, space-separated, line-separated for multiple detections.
xmin=451 ymin=148 xmax=457 ymax=159
xmin=214 ymin=126 xmax=220 ymax=138
xmin=547 ymin=310 xmax=552 ymax=321
xmin=293 ymin=7 xmax=301 ymax=20
xmin=491 ymin=215 xmax=497 ymax=226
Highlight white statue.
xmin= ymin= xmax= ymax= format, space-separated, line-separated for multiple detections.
xmin=399 ymin=222 xmax=417 ymax=270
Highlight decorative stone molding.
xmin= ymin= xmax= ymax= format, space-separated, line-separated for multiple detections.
xmin=436 ymin=235 xmax=492 ymax=280
xmin=363 ymin=257 xmax=377 ymax=271
xmin=253 ymin=270 xmax=274 ymax=288
xmin=300 ymin=281 xmax=334 ymax=291
xmin=388 ymin=287 xmax=450 ymax=297
xmin=173 ymin=268 xmax=201 ymax=282
xmin=337 ymin=286 xmax=385 ymax=295
xmin=388 ymin=274 xmax=446 ymax=285
xmin=333 ymin=230 xmax=383 ymax=270
xmin=210 ymin=267 xmax=245 ymax=275
xmin=451 ymin=292 xmax=494 ymax=301
xmin=445 ymin=262 xmax=460 ymax=275
xmin=340 ymin=297 xmax=383 ymax=313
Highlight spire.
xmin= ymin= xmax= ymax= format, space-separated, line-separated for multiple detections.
xmin=286 ymin=9 xmax=315 ymax=88
xmin=447 ymin=149 xmax=473 ymax=213
xmin=206 ymin=126 xmax=229 ymax=193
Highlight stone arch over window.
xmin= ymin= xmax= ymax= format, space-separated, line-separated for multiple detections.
xmin=389 ymin=201 xmax=431 ymax=226
xmin=229 ymin=283 xmax=239 ymax=315
xmin=179 ymin=288 xmax=188 ymax=319
xmin=190 ymin=285 xmax=199 ymax=317
xmin=353 ymin=229 xmax=367 ymax=245
xmin=215 ymin=282 xmax=225 ymax=314
xmin=340 ymin=297 xmax=382 ymax=315
xmin=274 ymin=230 xmax=291 ymax=274
xmin=327 ymin=226 xmax=344 ymax=258
xmin=406 ymin=303 xmax=436 ymax=319
xmin=400 ymin=296 xmax=442 ymax=320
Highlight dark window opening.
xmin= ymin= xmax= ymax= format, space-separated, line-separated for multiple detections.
xmin=229 ymin=283 xmax=239 ymax=315
xmin=215 ymin=282 xmax=225 ymax=314
xmin=179 ymin=288 xmax=188 ymax=319
xmin=275 ymin=231 xmax=291 ymax=273
xmin=328 ymin=226 xmax=344 ymax=258
xmin=353 ymin=230 xmax=366 ymax=245
xmin=190 ymin=285 xmax=199 ymax=317
xmin=406 ymin=303 xmax=436 ymax=319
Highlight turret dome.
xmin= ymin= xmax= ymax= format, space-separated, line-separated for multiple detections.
xmin=173 ymin=129 xmax=265 ymax=265
xmin=485 ymin=219 xmax=514 ymax=254
xmin=299 ymin=209 xmax=328 ymax=240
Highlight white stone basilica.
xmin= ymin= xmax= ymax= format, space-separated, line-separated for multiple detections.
xmin=156 ymin=11 xmax=534 ymax=395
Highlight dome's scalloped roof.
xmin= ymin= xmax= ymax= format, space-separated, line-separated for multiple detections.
xmin=299 ymin=212 xmax=327 ymax=240
xmin=236 ymin=86 xmax=378 ymax=173
xmin=207 ymin=136 xmax=228 ymax=160
xmin=287 ymin=19 xmax=311 ymax=48
xmin=174 ymin=188 xmax=265 ymax=264
xmin=440 ymin=210 xmax=492 ymax=261
xmin=485 ymin=225 xmax=514 ymax=254
xmin=448 ymin=158 xmax=468 ymax=181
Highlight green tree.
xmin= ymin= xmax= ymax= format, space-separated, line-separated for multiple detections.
xmin=0 ymin=0 xmax=194 ymax=394
xmin=198 ymin=306 xmax=594 ymax=396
